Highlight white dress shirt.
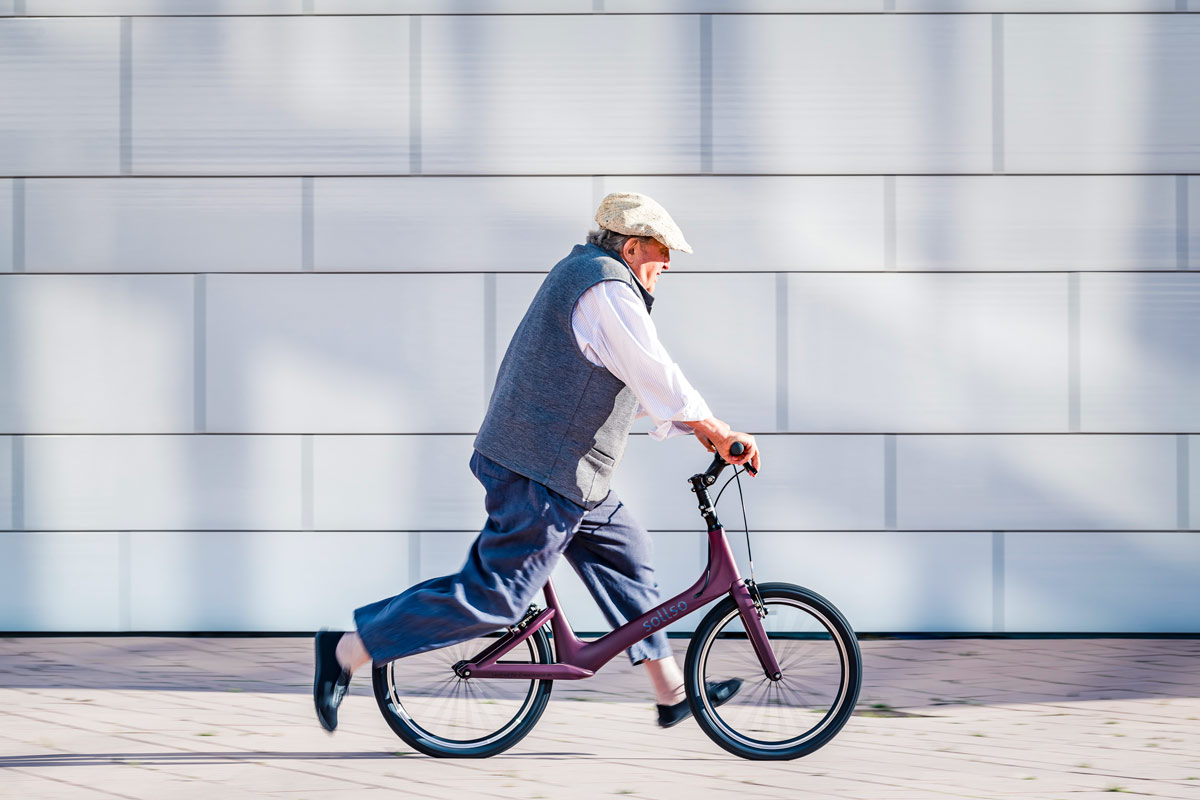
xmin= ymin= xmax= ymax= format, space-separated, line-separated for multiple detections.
xmin=570 ymin=278 xmax=712 ymax=441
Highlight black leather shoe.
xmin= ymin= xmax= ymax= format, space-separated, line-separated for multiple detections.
xmin=656 ymin=678 xmax=743 ymax=729
xmin=314 ymin=630 xmax=352 ymax=733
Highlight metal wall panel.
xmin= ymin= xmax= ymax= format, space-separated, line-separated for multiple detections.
xmin=787 ymin=274 xmax=1070 ymax=433
xmin=1190 ymin=175 xmax=1199 ymax=269
xmin=601 ymin=176 xmax=884 ymax=272
xmin=651 ymin=273 xmax=777 ymax=433
xmin=0 ymin=18 xmax=121 ymax=176
xmin=735 ymin=532 xmax=995 ymax=633
xmin=205 ymin=274 xmax=486 ymax=433
xmin=712 ymin=15 xmax=993 ymax=174
xmin=1191 ymin=435 xmax=1198 ymax=530
xmin=0 ymin=179 xmax=11 ymax=272
xmin=314 ymin=177 xmax=593 ymax=272
xmin=0 ymin=533 xmax=121 ymax=631
xmin=128 ymin=531 xmax=410 ymax=631
xmin=0 ymin=436 xmax=12 ymax=529
xmin=611 ymin=434 xmax=886 ymax=532
xmin=24 ymin=1 xmax=304 ymax=13
xmin=0 ymin=275 xmax=194 ymax=433
xmin=896 ymin=176 xmax=1181 ymax=271
xmin=898 ymin=1 xmax=1182 ymax=9
xmin=421 ymin=15 xmax=701 ymax=174
xmin=1080 ymin=274 xmax=1200 ymax=432
xmin=898 ymin=435 xmax=1178 ymax=530
xmin=1006 ymin=15 xmax=1200 ymax=173
xmin=20 ymin=435 xmax=302 ymax=531
xmin=313 ymin=435 xmax=482 ymax=531
xmin=131 ymin=16 xmax=411 ymax=175
xmin=24 ymin=178 xmax=303 ymax=273
xmin=315 ymin=0 xmax=593 ymax=11
xmin=1005 ymin=532 xmax=1200 ymax=632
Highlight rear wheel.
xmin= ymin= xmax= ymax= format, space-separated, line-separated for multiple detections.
xmin=684 ymin=583 xmax=862 ymax=760
xmin=372 ymin=628 xmax=554 ymax=758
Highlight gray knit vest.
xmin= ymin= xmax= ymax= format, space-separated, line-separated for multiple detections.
xmin=474 ymin=243 xmax=646 ymax=509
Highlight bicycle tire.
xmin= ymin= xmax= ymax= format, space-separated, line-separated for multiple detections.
xmin=684 ymin=582 xmax=862 ymax=760
xmin=371 ymin=627 xmax=554 ymax=758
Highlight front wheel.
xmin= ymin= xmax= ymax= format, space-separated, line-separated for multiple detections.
xmin=684 ymin=582 xmax=862 ymax=760
xmin=371 ymin=627 xmax=554 ymax=758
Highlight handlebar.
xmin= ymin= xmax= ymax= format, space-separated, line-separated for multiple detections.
xmin=699 ymin=441 xmax=757 ymax=487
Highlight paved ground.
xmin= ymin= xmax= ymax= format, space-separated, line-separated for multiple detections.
xmin=0 ymin=636 xmax=1197 ymax=800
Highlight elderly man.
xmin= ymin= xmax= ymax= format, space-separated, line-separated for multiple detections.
xmin=315 ymin=192 xmax=760 ymax=732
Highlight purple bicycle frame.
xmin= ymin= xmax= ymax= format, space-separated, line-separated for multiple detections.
xmin=460 ymin=525 xmax=782 ymax=681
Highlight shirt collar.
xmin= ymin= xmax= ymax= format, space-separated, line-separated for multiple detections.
xmin=591 ymin=243 xmax=655 ymax=314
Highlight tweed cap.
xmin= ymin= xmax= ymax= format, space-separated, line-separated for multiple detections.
xmin=594 ymin=192 xmax=693 ymax=254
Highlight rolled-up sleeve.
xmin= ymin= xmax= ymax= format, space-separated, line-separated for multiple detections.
xmin=571 ymin=280 xmax=712 ymax=441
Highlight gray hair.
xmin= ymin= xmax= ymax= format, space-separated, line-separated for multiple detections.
xmin=587 ymin=227 xmax=647 ymax=258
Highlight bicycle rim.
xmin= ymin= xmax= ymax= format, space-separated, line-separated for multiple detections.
xmin=695 ymin=596 xmax=853 ymax=754
xmin=376 ymin=632 xmax=551 ymax=755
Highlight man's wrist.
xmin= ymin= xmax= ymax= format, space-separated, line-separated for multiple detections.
xmin=684 ymin=417 xmax=731 ymax=447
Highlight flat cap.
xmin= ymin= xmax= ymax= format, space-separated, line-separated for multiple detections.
xmin=594 ymin=192 xmax=693 ymax=254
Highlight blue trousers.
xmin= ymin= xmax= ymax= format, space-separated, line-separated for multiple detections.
xmin=354 ymin=450 xmax=674 ymax=666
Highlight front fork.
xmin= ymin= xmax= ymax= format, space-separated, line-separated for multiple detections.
xmin=732 ymin=578 xmax=782 ymax=682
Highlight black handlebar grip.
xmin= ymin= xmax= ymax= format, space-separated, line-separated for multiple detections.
xmin=728 ymin=441 xmax=757 ymax=475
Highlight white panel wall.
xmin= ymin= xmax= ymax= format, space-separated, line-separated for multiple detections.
xmin=421 ymin=15 xmax=701 ymax=174
xmin=1006 ymin=15 xmax=1200 ymax=173
xmin=129 ymin=531 xmax=411 ymax=631
xmin=24 ymin=179 xmax=303 ymax=272
xmin=0 ymin=18 xmax=120 ymax=176
xmin=0 ymin=178 xmax=10 ymax=272
xmin=0 ymin=436 xmax=12 ymax=529
xmin=898 ymin=436 xmax=1178 ymax=530
xmin=1080 ymin=274 xmax=1200 ymax=432
xmin=204 ymin=274 xmax=486 ymax=432
xmin=787 ymin=274 xmax=1070 ymax=432
xmin=1005 ymin=533 xmax=1200 ymax=632
xmin=314 ymin=178 xmax=593 ymax=272
xmin=2 ymin=8 xmax=1197 ymax=635
xmin=713 ymin=14 xmax=994 ymax=174
xmin=20 ymin=435 xmax=302 ymax=531
xmin=131 ymin=16 xmax=411 ymax=174
xmin=0 ymin=275 xmax=194 ymax=433
xmin=0 ymin=533 xmax=122 ymax=631
xmin=895 ymin=176 xmax=1182 ymax=271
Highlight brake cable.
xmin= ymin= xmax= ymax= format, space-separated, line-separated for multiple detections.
xmin=713 ymin=465 xmax=756 ymax=587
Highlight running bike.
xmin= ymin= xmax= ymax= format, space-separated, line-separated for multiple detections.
xmin=372 ymin=443 xmax=863 ymax=759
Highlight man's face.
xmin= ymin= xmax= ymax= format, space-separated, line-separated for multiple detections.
xmin=624 ymin=237 xmax=671 ymax=294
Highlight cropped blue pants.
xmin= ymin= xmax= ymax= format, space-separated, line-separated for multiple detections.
xmin=354 ymin=450 xmax=674 ymax=666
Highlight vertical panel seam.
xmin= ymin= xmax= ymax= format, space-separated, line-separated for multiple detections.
xmin=484 ymin=273 xmax=497 ymax=404
xmin=12 ymin=436 xmax=23 ymax=532
xmin=884 ymin=176 xmax=896 ymax=270
xmin=1068 ymin=273 xmax=1080 ymax=432
xmin=409 ymin=16 xmax=422 ymax=176
xmin=118 ymin=531 xmax=131 ymax=631
xmin=700 ymin=14 xmax=712 ymax=175
xmin=1179 ymin=435 xmax=1190 ymax=531
xmin=193 ymin=275 xmax=207 ymax=433
xmin=992 ymin=531 xmax=1005 ymax=633
xmin=12 ymin=178 xmax=24 ymax=273
xmin=992 ymin=14 xmax=1005 ymax=175
xmin=775 ymin=273 xmax=788 ymax=432
xmin=409 ymin=531 xmax=421 ymax=586
xmin=120 ymin=17 xmax=132 ymax=175
xmin=302 ymin=177 xmax=314 ymax=271
xmin=1179 ymin=175 xmax=1190 ymax=271
xmin=301 ymin=435 xmax=314 ymax=531
xmin=884 ymin=434 xmax=897 ymax=530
